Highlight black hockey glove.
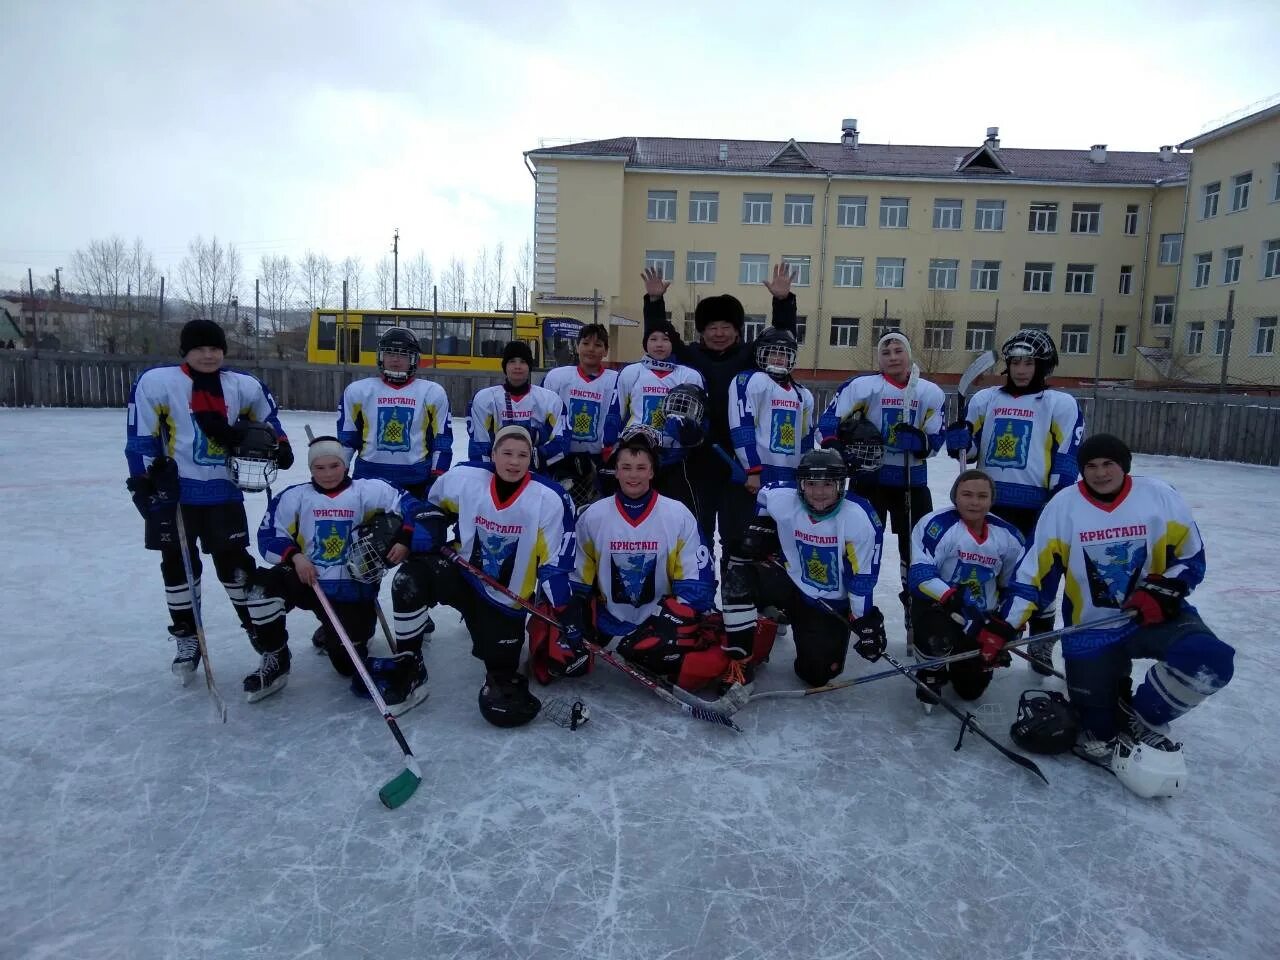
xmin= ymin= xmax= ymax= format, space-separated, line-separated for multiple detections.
xmin=125 ymin=474 xmax=154 ymax=519
xmin=274 ymin=438 xmax=295 ymax=470
xmin=1123 ymin=575 xmax=1188 ymax=625
xmin=890 ymin=423 xmax=928 ymax=455
xmin=736 ymin=516 xmax=780 ymax=561
xmin=850 ymin=607 xmax=887 ymax=662
xmin=410 ymin=505 xmax=451 ymax=554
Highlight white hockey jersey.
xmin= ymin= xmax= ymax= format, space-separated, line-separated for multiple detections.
xmin=728 ymin=371 xmax=816 ymax=484
xmin=125 ymin=363 xmax=285 ymax=504
xmin=1003 ymin=476 xmax=1207 ymax=655
xmin=467 ymin=384 xmax=567 ymax=466
xmin=541 ymin=365 xmax=619 ymax=455
xmin=907 ymin=508 xmax=1026 ymax=616
xmin=757 ymin=484 xmax=884 ymax=618
xmin=257 ymin=477 xmax=411 ymax=602
xmin=572 ymin=491 xmax=716 ymax=638
xmin=965 ymin=386 xmax=1084 ymax=509
xmin=816 ymin=373 xmax=946 ymax=488
xmin=426 ymin=463 xmax=575 ymax=610
xmin=603 ymin=358 xmax=706 ymax=465
xmin=337 ymin=375 xmax=452 ymax=489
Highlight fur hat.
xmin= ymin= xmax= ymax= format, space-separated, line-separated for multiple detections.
xmin=501 ymin=340 xmax=534 ymax=370
xmin=307 ymin=435 xmax=351 ymax=468
xmin=180 ymin=318 xmax=227 ymax=355
xmin=1076 ymin=433 xmax=1132 ymax=474
xmin=694 ymin=294 xmax=745 ymax=333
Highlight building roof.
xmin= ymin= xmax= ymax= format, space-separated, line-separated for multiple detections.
xmin=527 ymin=136 xmax=1189 ymax=185
xmin=1179 ymin=101 xmax=1280 ymax=150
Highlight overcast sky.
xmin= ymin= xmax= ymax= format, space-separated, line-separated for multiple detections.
xmin=3 ymin=0 xmax=1277 ymax=296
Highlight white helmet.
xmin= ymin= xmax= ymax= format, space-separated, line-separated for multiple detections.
xmin=1111 ymin=739 xmax=1187 ymax=798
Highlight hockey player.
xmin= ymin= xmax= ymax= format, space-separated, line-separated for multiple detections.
xmin=244 ymin=436 xmax=425 ymax=710
xmin=906 ymin=469 xmax=1026 ymax=709
xmin=562 ymin=425 xmax=747 ymax=693
xmin=467 ymin=340 xmax=568 ymax=472
xmin=947 ymin=329 xmax=1084 ymax=675
xmin=728 ymin=325 xmax=815 ymax=496
xmin=392 ymin=425 xmax=578 ymax=727
xmin=975 ymin=434 xmax=1235 ymax=797
xmin=722 ymin=448 xmax=886 ymax=688
xmin=540 ymin=323 xmax=618 ymax=508
xmin=125 ymin=318 xmax=291 ymax=682
xmin=337 ymin=326 xmax=452 ymax=499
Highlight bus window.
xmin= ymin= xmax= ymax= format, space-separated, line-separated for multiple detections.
xmin=541 ymin=317 xmax=583 ymax=369
xmin=362 ymin=316 xmax=381 ymax=351
xmin=317 ymin=314 xmax=338 ymax=350
xmin=475 ymin=317 xmax=513 ymax=358
xmin=337 ymin=326 xmax=360 ymax=363
xmin=435 ymin=318 xmax=473 ymax=356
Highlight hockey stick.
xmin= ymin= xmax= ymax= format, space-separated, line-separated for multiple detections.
xmin=439 ymin=546 xmax=742 ymax=731
xmin=711 ymin=443 xmax=749 ymax=484
xmin=174 ymin=507 xmax=228 ymax=724
xmin=311 ymin=583 xmax=422 ymax=809
xmin=374 ymin=598 xmax=398 ymax=654
xmin=898 ymin=362 xmax=921 ymax=654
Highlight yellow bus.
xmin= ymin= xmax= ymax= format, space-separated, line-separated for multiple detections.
xmin=307 ymin=309 xmax=585 ymax=371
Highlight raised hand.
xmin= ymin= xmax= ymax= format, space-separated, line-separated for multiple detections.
xmin=763 ymin=262 xmax=793 ymax=300
xmin=642 ymin=267 xmax=671 ymax=300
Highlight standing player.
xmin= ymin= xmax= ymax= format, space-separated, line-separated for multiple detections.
xmin=907 ymin=469 xmax=1026 ymax=710
xmin=728 ymin=326 xmax=815 ymax=491
xmin=391 ymin=425 xmax=578 ymax=727
xmin=975 ymin=434 xmax=1234 ymax=797
xmin=540 ymin=322 xmax=618 ymax=508
xmin=948 ymin=329 xmax=1084 ymax=674
xmin=467 ymin=340 xmax=568 ymax=472
xmin=125 ymin=318 xmax=291 ymax=681
xmin=722 ymin=448 xmax=886 ymax=688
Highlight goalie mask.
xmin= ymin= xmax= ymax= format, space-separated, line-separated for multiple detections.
xmin=796 ymin=448 xmax=848 ymax=518
xmin=228 ymin=421 xmax=279 ymax=493
xmin=660 ymin=383 xmax=706 ymax=426
xmin=345 ymin=512 xmax=404 ymax=584
xmin=1009 ymin=690 xmax=1079 ymax=755
xmin=834 ymin=412 xmax=884 ymax=475
xmin=754 ymin=328 xmax=798 ymax=379
xmin=377 ymin=327 xmax=420 ymax=384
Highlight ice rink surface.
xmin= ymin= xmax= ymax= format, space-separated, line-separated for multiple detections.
xmin=2 ymin=407 xmax=1278 ymax=960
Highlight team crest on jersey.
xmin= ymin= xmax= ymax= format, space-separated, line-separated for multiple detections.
xmin=311 ymin=519 xmax=353 ymax=568
xmin=190 ymin=416 xmax=229 ymax=466
xmin=768 ymin=408 xmax=798 ymax=455
xmin=471 ymin=532 xmax=519 ymax=585
xmin=568 ymin=397 xmax=601 ymax=442
xmin=798 ymin=543 xmax=838 ymax=591
xmin=952 ymin=561 xmax=993 ymax=611
xmin=985 ymin=418 xmax=1032 ymax=470
xmin=926 ymin=520 xmax=943 ymax=540
xmin=1083 ymin=540 xmax=1147 ymax=608
xmin=610 ymin=551 xmax=658 ymax=606
xmin=376 ymin=406 xmax=413 ymax=453
xmin=640 ymin=395 xmax=665 ymax=429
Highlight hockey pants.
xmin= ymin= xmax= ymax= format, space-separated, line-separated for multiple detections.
xmin=245 ymin=565 xmax=377 ymax=674
xmin=991 ymin=503 xmax=1056 ymax=635
xmin=911 ymin=597 xmax=994 ymax=700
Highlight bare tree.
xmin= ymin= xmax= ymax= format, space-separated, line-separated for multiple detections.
xmin=298 ymin=250 xmax=335 ymax=310
xmin=340 ymin=255 xmax=363 ymax=307
xmin=469 ymin=246 xmax=492 ymax=311
xmin=71 ymin=235 xmax=131 ymax=352
xmin=441 ymin=256 xmax=467 ymax=310
xmin=404 ymin=252 xmax=434 ymax=309
xmin=911 ymin=290 xmax=960 ymax=375
xmin=513 ymin=238 xmax=533 ymax=311
xmin=374 ymin=255 xmax=394 ymax=308
xmin=179 ymin=235 xmax=241 ymax=323
xmin=259 ymin=254 xmax=294 ymax=359
xmin=491 ymin=241 xmax=508 ymax=310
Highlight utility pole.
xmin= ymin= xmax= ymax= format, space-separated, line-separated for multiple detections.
xmin=254 ymin=278 xmax=261 ymax=363
xmin=54 ymin=267 xmax=61 ymax=300
xmin=392 ymin=228 xmax=400 ymax=310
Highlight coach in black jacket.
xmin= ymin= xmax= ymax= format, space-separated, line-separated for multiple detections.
xmin=640 ymin=264 xmax=798 ymax=561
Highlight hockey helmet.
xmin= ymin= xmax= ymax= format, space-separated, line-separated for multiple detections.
xmin=228 ymin=420 xmax=280 ymax=493
xmin=478 ymin=672 xmax=542 ymax=728
xmin=345 ymin=512 xmax=404 ymax=584
xmin=377 ymin=327 xmax=420 ymax=384
xmin=1001 ymin=329 xmax=1059 ymax=377
xmin=1111 ymin=736 xmax=1187 ymax=799
xmin=1009 ymin=690 xmax=1079 ymax=755
xmin=796 ymin=448 xmax=848 ymax=517
xmin=660 ymin=383 xmax=706 ymax=425
xmin=754 ymin=327 xmax=798 ymax=378
xmin=834 ymin=412 xmax=884 ymax=475
xmin=616 ymin=422 xmax=662 ymax=470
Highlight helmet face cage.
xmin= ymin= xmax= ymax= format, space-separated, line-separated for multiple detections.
xmin=661 ymin=386 xmax=705 ymax=425
xmin=228 ymin=424 xmax=279 ymax=492
xmin=1001 ymin=329 xmax=1058 ymax=372
xmin=378 ymin=329 xmax=420 ymax=384
xmin=619 ymin=422 xmax=662 ymax=451
xmin=345 ymin=534 xmax=388 ymax=584
xmin=756 ymin=339 xmax=797 ymax=376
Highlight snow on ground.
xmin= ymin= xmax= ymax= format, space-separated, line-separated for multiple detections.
xmin=1 ymin=407 xmax=1278 ymax=960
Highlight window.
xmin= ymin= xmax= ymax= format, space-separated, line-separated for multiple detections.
xmin=686 ymin=251 xmax=716 ymax=284
xmin=743 ymin=315 xmax=766 ymax=341
xmin=933 ymin=199 xmax=963 ymax=230
xmin=1061 ymin=324 xmax=1090 ymax=354
xmin=1202 ymin=182 xmax=1220 ymax=219
xmin=833 ymin=256 xmax=864 ymax=288
xmin=875 ymin=257 xmax=905 ymax=288
xmin=837 ymin=195 xmax=867 ymax=227
xmin=1254 ymin=316 xmax=1277 ymax=355
xmin=1065 ymin=263 xmax=1096 ymax=294
xmin=1274 ymin=163 xmax=1280 ymax=202
xmin=879 ymin=197 xmax=909 ymax=229
xmin=1028 ymin=202 xmax=1058 ymax=233
xmin=1223 ymin=247 xmax=1243 ymax=284
xmin=975 ymin=199 xmax=1005 ymax=231
xmin=928 ymin=258 xmax=958 ymax=290
xmin=688 ymin=191 xmax=719 ymax=223
xmin=1264 ymin=238 xmax=1280 ymax=280
xmin=742 ymin=193 xmax=772 ymax=224
xmin=1186 ymin=321 xmax=1204 ymax=355
xmin=1071 ymin=202 xmax=1101 ymax=234
xmin=829 ymin=316 xmax=859 ymax=347
xmin=1152 ymin=295 xmax=1175 ymax=326
xmin=644 ymin=250 xmax=674 ymax=280
xmin=1158 ymin=233 xmax=1182 ymax=265
xmin=784 ymin=194 xmax=814 ymax=226
xmin=647 ymin=190 xmax=676 ymax=222
xmin=781 ymin=255 xmax=811 ymax=287
xmin=965 ymin=322 xmax=995 ymax=351
xmin=1214 ymin=320 xmax=1230 ymax=356
xmin=1118 ymin=265 xmax=1133 ymax=295
xmin=794 ymin=316 xmax=808 ymax=344
xmin=317 ymin=315 xmax=336 ymax=350
xmin=923 ymin=320 xmax=954 ymax=350
xmin=872 ymin=319 xmax=902 ymax=343
xmin=970 ymin=259 xmax=1001 ymax=292
xmin=739 ymin=254 xmax=769 ymax=285
xmin=1023 ymin=262 xmax=1054 ymax=293
xmin=1193 ymin=252 xmax=1212 ymax=288
xmin=1113 ymin=325 xmax=1128 ymax=355
xmin=1230 ymin=172 xmax=1251 ymax=212
xmin=1124 ymin=204 xmax=1139 ymax=236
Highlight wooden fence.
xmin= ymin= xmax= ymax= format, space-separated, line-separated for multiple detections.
xmin=3 ymin=350 xmax=1279 ymax=466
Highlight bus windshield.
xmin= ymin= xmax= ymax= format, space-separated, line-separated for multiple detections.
xmin=542 ymin=317 xmax=583 ymax=369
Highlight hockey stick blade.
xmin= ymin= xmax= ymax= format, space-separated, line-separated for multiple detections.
xmin=379 ymin=757 xmax=423 ymax=810
xmin=958 ymin=349 xmax=999 ymax=400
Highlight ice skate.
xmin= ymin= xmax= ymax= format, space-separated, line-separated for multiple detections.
xmin=169 ymin=625 xmax=201 ymax=685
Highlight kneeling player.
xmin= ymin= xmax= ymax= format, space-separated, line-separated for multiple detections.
xmin=723 ymin=448 xmax=886 ymax=688
xmin=564 ymin=426 xmax=748 ymax=694
xmin=392 ymin=425 xmax=577 ymax=727
xmin=246 ymin=437 xmax=423 ymax=709
xmin=907 ymin=469 xmax=1026 ymax=710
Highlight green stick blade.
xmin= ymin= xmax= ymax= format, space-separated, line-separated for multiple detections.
xmin=378 ymin=766 xmax=422 ymax=809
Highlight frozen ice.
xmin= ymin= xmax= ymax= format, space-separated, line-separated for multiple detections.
xmin=1 ymin=408 xmax=1277 ymax=960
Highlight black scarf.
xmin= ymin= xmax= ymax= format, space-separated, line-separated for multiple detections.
xmin=186 ymin=364 xmax=241 ymax=446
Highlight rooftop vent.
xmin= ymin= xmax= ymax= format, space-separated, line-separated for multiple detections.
xmin=984 ymin=126 xmax=1000 ymax=149
xmin=1158 ymin=145 xmax=1175 ymax=162
xmin=841 ymin=118 xmax=859 ymax=149
xmin=1090 ymin=144 xmax=1108 ymax=164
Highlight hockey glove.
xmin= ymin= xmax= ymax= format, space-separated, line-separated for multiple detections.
xmin=662 ymin=414 xmax=703 ymax=447
xmin=555 ymin=599 xmax=589 ymax=657
xmin=125 ymin=474 xmax=154 ymax=519
xmin=850 ymin=607 xmax=887 ymax=662
xmin=274 ymin=438 xmax=295 ymax=470
xmin=890 ymin=423 xmax=928 ymax=455
xmin=972 ymin=614 xmax=1017 ymax=665
xmin=944 ymin=420 xmax=973 ymax=456
xmin=410 ymin=505 xmax=451 ymax=554
xmin=1123 ymin=575 xmax=1188 ymax=625
xmin=736 ymin=516 xmax=781 ymax=561
xmin=657 ymin=597 xmax=701 ymax=641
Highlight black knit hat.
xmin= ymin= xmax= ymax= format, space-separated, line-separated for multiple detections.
xmin=694 ymin=294 xmax=745 ymax=333
xmin=501 ymin=340 xmax=534 ymax=370
xmin=1076 ymin=433 xmax=1132 ymax=474
xmin=645 ymin=319 xmax=679 ymax=349
xmin=180 ymin=318 xmax=227 ymax=355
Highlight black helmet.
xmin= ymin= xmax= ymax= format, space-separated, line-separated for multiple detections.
xmin=797 ymin=448 xmax=848 ymax=516
xmin=754 ymin=327 xmax=798 ymax=378
xmin=478 ymin=672 xmax=542 ymax=728
xmin=834 ymin=412 xmax=884 ymax=475
xmin=660 ymin=383 xmax=706 ymax=425
xmin=1009 ymin=690 xmax=1079 ymax=755
xmin=616 ymin=422 xmax=662 ymax=470
xmin=228 ymin=420 xmax=279 ymax=493
xmin=378 ymin=327 xmax=420 ymax=384
xmin=345 ymin=512 xmax=404 ymax=584
xmin=1001 ymin=329 xmax=1058 ymax=376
